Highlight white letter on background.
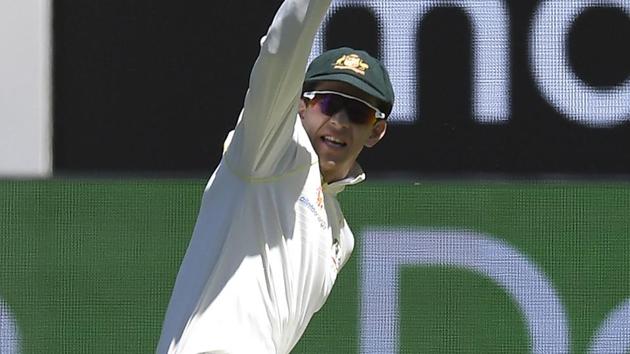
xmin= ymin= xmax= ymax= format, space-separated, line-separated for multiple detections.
xmin=531 ymin=0 xmax=630 ymax=127
xmin=360 ymin=228 xmax=569 ymax=354
xmin=0 ymin=298 xmax=20 ymax=354
xmin=589 ymin=299 xmax=630 ymax=354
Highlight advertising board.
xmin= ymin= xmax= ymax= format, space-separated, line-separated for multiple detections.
xmin=1 ymin=181 xmax=628 ymax=353
xmin=52 ymin=0 xmax=630 ymax=175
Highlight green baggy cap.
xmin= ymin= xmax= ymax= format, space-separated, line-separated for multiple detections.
xmin=304 ymin=47 xmax=395 ymax=118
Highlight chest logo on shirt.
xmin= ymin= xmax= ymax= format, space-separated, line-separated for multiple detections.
xmin=316 ymin=186 xmax=324 ymax=210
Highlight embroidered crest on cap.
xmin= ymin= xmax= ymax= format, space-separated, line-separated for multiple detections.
xmin=333 ymin=54 xmax=369 ymax=76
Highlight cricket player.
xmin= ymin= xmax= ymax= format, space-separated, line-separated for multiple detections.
xmin=157 ymin=0 xmax=394 ymax=352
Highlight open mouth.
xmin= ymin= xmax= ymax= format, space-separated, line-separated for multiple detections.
xmin=321 ymin=135 xmax=347 ymax=148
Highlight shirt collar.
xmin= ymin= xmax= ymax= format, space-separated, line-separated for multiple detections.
xmin=322 ymin=163 xmax=365 ymax=195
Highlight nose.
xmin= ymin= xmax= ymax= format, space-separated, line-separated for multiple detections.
xmin=328 ymin=109 xmax=351 ymax=127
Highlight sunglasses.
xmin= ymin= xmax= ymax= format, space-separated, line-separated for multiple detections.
xmin=303 ymin=91 xmax=385 ymax=125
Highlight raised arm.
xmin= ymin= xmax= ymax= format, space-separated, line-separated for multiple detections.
xmin=223 ymin=0 xmax=332 ymax=177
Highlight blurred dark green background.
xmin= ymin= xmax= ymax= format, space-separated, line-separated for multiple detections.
xmin=1 ymin=180 xmax=629 ymax=353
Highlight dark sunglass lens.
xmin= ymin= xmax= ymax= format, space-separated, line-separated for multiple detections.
xmin=318 ymin=94 xmax=345 ymax=116
xmin=345 ymin=101 xmax=373 ymax=124
xmin=313 ymin=93 xmax=375 ymax=124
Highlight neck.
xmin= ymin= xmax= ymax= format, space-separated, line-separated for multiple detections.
xmin=321 ymin=164 xmax=352 ymax=184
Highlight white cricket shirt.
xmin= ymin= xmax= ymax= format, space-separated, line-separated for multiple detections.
xmin=156 ymin=1 xmax=363 ymax=353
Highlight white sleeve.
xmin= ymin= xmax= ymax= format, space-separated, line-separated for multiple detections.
xmin=223 ymin=0 xmax=332 ymax=178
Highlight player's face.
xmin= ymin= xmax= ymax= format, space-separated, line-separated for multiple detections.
xmin=299 ymin=81 xmax=387 ymax=183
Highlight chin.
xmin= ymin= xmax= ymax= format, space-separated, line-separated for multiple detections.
xmin=320 ymin=158 xmax=350 ymax=179
xmin=319 ymin=158 xmax=340 ymax=172
xmin=319 ymin=159 xmax=336 ymax=172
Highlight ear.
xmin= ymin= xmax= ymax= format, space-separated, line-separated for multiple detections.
xmin=298 ymin=98 xmax=307 ymax=119
xmin=365 ymin=120 xmax=387 ymax=148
